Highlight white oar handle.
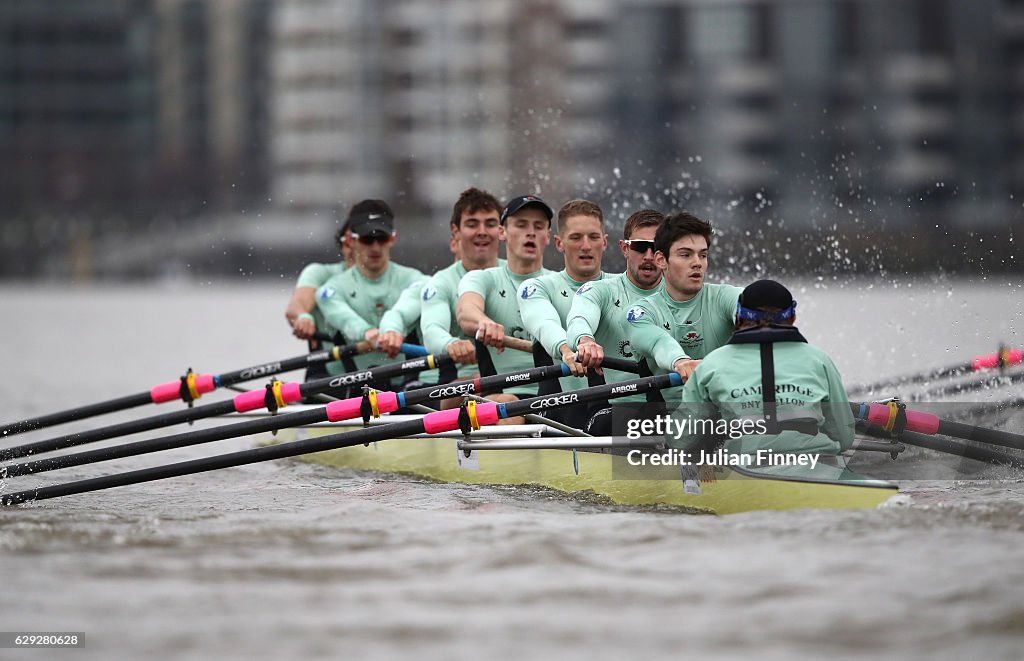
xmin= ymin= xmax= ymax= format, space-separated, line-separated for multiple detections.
xmin=473 ymin=329 xmax=533 ymax=354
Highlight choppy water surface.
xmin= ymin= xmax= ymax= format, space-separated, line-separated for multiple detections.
xmin=1 ymin=279 xmax=1023 ymax=660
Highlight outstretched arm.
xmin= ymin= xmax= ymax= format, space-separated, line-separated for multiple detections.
xmin=457 ymin=291 xmax=505 ymax=350
xmin=285 ymin=286 xmax=318 ymax=339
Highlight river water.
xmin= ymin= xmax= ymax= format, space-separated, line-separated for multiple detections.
xmin=1 ymin=278 xmax=1023 ymax=660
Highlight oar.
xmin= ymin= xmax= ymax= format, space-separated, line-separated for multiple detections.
xmin=586 ymin=356 xmax=639 ymax=374
xmin=857 ymin=425 xmax=1024 ymax=469
xmin=0 ymin=353 xmax=449 ymax=462
xmin=0 ymin=340 xmax=428 ymax=438
xmin=906 ymin=369 xmax=1024 ymax=401
xmin=489 ymin=338 xmax=642 ymax=373
xmin=852 ymin=401 xmax=1024 ymax=453
xmin=848 ymin=345 xmax=1023 ymax=394
xmin=472 ymin=332 xmax=534 ymax=354
xmin=0 ymin=362 xmax=571 ymax=477
xmin=0 ymin=373 xmax=681 ymax=505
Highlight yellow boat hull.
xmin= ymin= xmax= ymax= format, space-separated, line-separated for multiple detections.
xmin=270 ymin=427 xmax=898 ymax=515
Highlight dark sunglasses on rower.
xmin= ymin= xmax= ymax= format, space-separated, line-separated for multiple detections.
xmin=356 ymin=234 xmax=392 ymax=245
xmin=623 ymin=239 xmax=655 ymax=254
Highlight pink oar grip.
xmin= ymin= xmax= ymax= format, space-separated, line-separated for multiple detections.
xmin=865 ymin=403 xmax=939 ymax=435
xmin=475 ymin=403 xmax=500 ymax=426
xmin=149 ymin=381 xmax=181 ymax=403
xmin=233 ymin=390 xmax=267 ymax=412
xmin=150 ymin=374 xmax=216 ymax=403
xmin=281 ymin=382 xmax=303 ymax=404
xmin=423 ymin=409 xmax=461 ymax=434
xmin=863 ymin=404 xmax=891 ymax=427
xmin=195 ymin=374 xmax=216 ymax=395
xmin=904 ymin=409 xmax=940 ymax=435
xmin=421 ymin=402 xmax=499 ymax=434
xmin=972 ymin=349 xmax=1023 ymax=371
xmin=231 ymin=383 xmax=303 ymax=413
xmin=324 ymin=391 xmax=401 ymax=422
xmin=375 ymin=391 xmax=400 ymax=414
xmin=325 ymin=398 xmax=362 ymax=422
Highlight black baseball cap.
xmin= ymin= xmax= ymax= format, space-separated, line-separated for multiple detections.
xmin=500 ymin=195 xmax=554 ymax=225
xmin=346 ymin=199 xmax=395 ymax=238
xmin=348 ymin=211 xmax=394 ymax=238
xmin=738 ymin=279 xmax=794 ymax=311
xmin=338 ymin=199 xmax=394 ymax=241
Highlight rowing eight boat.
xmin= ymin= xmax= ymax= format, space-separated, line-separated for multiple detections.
xmin=243 ymin=409 xmax=899 ymax=515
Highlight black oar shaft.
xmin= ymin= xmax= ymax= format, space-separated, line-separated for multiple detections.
xmin=401 ymin=364 xmax=568 ymax=406
xmin=850 ymin=364 xmax=970 ymax=393
xmin=849 ymin=347 xmax=1023 ymax=394
xmin=4 ymin=362 xmax=564 ymax=478
xmin=0 ymin=344 xmax=363 ymax=439
xmin=215 ymin=351 xmax=337 ymax=387
xmin=915 ymin=369 xmax=1024 ymax=399
xmin=0 ymin=400 xmax=238 ymax=462
xmin=1 ymin=418 xmax=429 ymax=506
xmin=859 ymin=425 xmax=1024 ymax=469
xmin=852 ymin=401 xmax=1024 ymax=453
xmin=1 ymin=373 xmax=677 ymax=505
xmin=593 ymin=356 xmax=640 ymax=374
xmin=936 ymin=419 xmax=1024 ymax=453
xmin=2 ymin=408 xmax=331 ymax=478
xmin=0 ymin=392 xmax=154 ymax=437
xmin=295 ymin=353 xmax=442 ymax=400
xmin=2 ymin=355 xmax=450 ymax=462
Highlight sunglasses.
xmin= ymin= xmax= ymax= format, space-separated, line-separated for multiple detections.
xmin=623 ymin=239 xmax=656 ymax=254
xmin=355 ymin=234 xmax=392 ymax=245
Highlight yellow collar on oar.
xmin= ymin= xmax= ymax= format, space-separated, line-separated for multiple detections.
xmin=367 ymin=389 xmax=381 ymax=418
xmin=465 ymin=400 xmax=482 ymax=431
xmin=185 ymin=371 xmax=202 ymax=401
xmin=269 ymin=380 xmax=287 ymax=410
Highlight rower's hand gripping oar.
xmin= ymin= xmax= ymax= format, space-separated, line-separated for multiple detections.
xmin=0 ymin=372 xmax=682 ymax=505
xmin=312 ymin=331 xmax=429 ymax=358
xmin=0 ymin=339 xmax=427 ymax=438
xmin=0 ymin=353 xmax=449 ymax=462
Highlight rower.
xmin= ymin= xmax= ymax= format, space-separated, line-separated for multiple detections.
xmin=315 ymin=202 xmax=428 ymax=393
xmin=284 ymin=200 xmax=376 ymax=382
xmin=419 ymin=187 xmax=506 ymax=407
xmin=673 ymin=279 xmax=856 ymax=458
xmin=566 ymin=209 xmax=666 ymax=434
xmin=516 ymin=199 xmax=608 ymax=426
xmin=625 ymin=212 xmax=742 ymax=409
xmin=456 ymin=194 xmax=553 ymax=422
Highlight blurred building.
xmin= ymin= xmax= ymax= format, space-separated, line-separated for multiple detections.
xmin=0 ymin=0 xmax=270 ymax=217
xmin=269 ymin=0 xmax=1016 ymax=236
xmin=0 ymin=0 xmax=271 ymax=277
xmin=0 ymin=0 xmax=1019 ymax=279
